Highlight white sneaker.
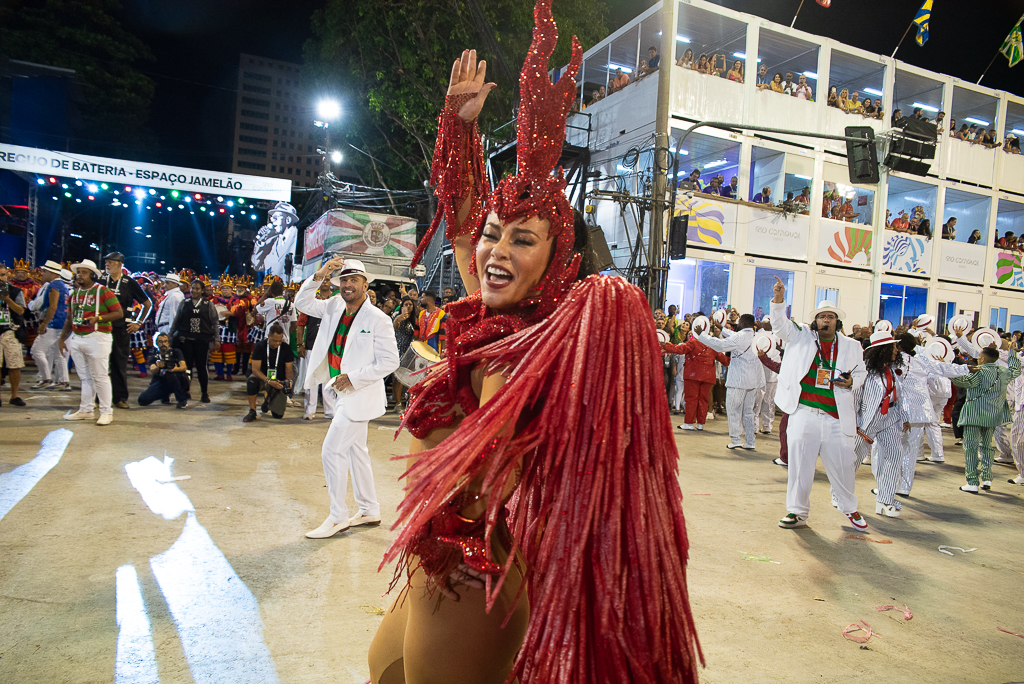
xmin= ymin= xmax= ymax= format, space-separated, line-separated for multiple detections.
xmin=305 ymin=516 xmax=349 ymax=539
xmin=96 ymin=414 xmax=113 ymax=426
xmin=678 ymin=423 xmax=695 ymax=431
xmin=707 ymin=411 xmax=716 ymax=420
xmin=64 ymin=410 xmax=95 ymax=421
xmin=928 ymin=457 xmax=945 ymax=463
xmin=981 ymin=480 xmax=992 ymax=490
xmin=30 ymin=380 xmax=51 ymax=390
xmin=939 ymin=422 xmax=952 ymax=428
xmin=696 ymin=424 xmax=704 ymax=431
xmin=302 ymin=414 xmax=313 ymax=421
xmin=1009 ymin=475 xmax=1024 ymax=485
xmin=959 ymin=484 xmax=979 ymax=493
xmin=994 ymin=456 xmax=1014 ymax=464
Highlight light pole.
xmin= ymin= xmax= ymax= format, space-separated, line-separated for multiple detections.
xmin=314 ymin=99 xmax=341 ymax=177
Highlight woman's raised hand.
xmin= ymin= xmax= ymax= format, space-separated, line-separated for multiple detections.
xmin=448 ymin=49 xmax=497 ymax=122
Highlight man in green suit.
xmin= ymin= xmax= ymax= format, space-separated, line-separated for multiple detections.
xmin=951 ymin=347 xmax=1022 ymax=492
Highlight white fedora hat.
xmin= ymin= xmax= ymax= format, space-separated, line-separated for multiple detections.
xmin=70 ymin=258 xmax=103 ymax=278
xmin=163 ymin=272 xmax=181 ymax=284
xmin=913 ymin=313 xmax=936 ymax=330
xmin=874 ymin=319 xmax=893 ymax=334
xmin=811 ymin=300 xmax=846 ymax=320
xmin=40 ymin=260 xmax=63 ymax=275
xmin=867 ymin=329 xmax=897 ymax=349
xmin=691 ymin=315 xmax=710 ymax=335
xmin=331 ymin=258 xmax=375 ymax=285
xmin=971 ymin=327 xmax=1000 ymax=350
xmin=925 ymin=337 xmax=954 ymax=363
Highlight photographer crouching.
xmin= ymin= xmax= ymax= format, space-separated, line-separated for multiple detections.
xmin=244 ymin=322 xmax=294 ymax=422
xmin=137 ymin=332 xmax=188 ymax=408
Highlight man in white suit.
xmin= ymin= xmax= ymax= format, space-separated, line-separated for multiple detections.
xmin=296 ymin=256 xmax=400 ymax=539
xmin=696 ymin=313 xmax=765 ymax=450
xmin=770 ymin=278 xmax=869 ymax=531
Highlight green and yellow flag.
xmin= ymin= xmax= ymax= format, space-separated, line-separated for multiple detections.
xmin=1000 ymin=13 xmax=1024 ymax=67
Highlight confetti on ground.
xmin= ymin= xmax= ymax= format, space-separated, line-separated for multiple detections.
xmin=997 ymin=626 xmax=1024 ymax=639
xmin=189 ymin=459 xmax=196 ymax=462
xmin=690 ymin=493 xmax=712 ymax=496
xmin=843 ymin=620 xmax=882 ymax=643
xmin=739 ymin=552 xmax=780 ymax=564
xmin=938 ymin=545 xmax=977 ymax=556
xmin=361 ymin=605 xmax=386 ymax=616
xmin=813 ymin=597 xmax=825 ymax=601
xmin=876 ymin=603 xmax=913 ymax=620
xmin=845 ymin=535 xmax=892 ymax=544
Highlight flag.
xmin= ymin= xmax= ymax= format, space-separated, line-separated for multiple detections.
xmin=1000 ymin=13 xmax=1024 ymax=67
xmin=913 ymin=0 xmax=931 ymax=47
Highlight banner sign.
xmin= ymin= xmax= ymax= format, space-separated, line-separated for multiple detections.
xmin=938 ymin=240 xmax=986 ymax=282
xmin=881 ymin=230 xmax=932 ymax=274
xmin=818 ymin=219 xmax=873 ymax=267
xmin=675 ymin=195 xmax=737 ymax=251
xmin=0 ymin=143 xmax=291 ymax=201
xmin=304 ymin=209 xmax=418 ymax=266
xmin=995 ymin=250 xmax=1024 ymax=288
xmin=744 ymin=209 xmax=809 ymax=259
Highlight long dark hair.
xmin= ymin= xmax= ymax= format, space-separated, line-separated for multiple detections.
xmin=864 ymin=341 xmax=903 ymax=376
xmin=572 ymin=209 xmax=599 ymax=280
xmin=397 ymin=296 xmax=417 ymax=331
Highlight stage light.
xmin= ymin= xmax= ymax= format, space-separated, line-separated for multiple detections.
xmin=178 ymin=204 xmax=184 ymax=209
xmin=75 ymin=198 xmax=82 ymax=203
xmin=250 ymin=215 xmax=257 ymax=220
xmin=48 ymin=177 xmax=56 ymax=183
xmin=52 ymin=196 xmax=57 ymax=200
xmin=125 ymin=186 xmax=132 ymax=192
xmin=171 ymin=190 xmax=179 ymax=198
xmin=62 ymin=183 xmax=68 ymax=189
xmin=148 ymin=189 xmax=156 ymax=195
xmin=87 ymin=183 xmax=98 ymax=193
xmin=75 ymin=180 xmax=83 ymax=186
xmin=227 ymin=200 xmax=234 ymax=207
xmin=237 ymin=198 xmax=245 ymax=204
xmin=64 ymin=192 xmax=71 ymax=197
xmin=134 ymin=188 xmax=146 ymax=199
xmin=156 ymin=202 xmax=162 ymax=207
xmin=88 ymin=195 xmax=95 ymax=200
xmin=36 ymin=178 xmax=45 ymax=185
xmin=101 ymin=183 xmax=109 ymax=190
xmin=184 ymin=196 xmax=192 ymax=203
xmin=114 ymin=190 xmax=120 ymax=195
xmin=219 ymin=208 xmax=225 ymax=213
xmin=230 ymin=214 xmax=235 ymax=218
xmin=331 ymin=151 xmax=342 ymax=163
xmin=194 ymin=194 xmax=202 ymax=200
xmin=216 ymin=196 xmax=223 ymax=202
xmin=209 ymin=210 xmax=215 ymax=216
xmin=206 ymin=200 xmax=211 ymax=205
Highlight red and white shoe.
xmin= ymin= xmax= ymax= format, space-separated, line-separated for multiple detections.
xmin=846 ymin=511 xmax=868 ymax=530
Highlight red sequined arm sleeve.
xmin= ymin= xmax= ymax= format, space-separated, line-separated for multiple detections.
xmin=410 ymin=94 xmax=490 ymax=268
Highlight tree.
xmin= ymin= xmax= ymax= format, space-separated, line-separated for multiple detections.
xmin=0 ymin=0 xmax=156 ymax=158
xmin=303 ymin=0 xmax=609 ymax=191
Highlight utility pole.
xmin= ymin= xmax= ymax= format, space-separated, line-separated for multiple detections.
xmin=648 ymin=0 xmax=678 ymax=310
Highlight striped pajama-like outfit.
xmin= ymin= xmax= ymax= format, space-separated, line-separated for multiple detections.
xmin=1010 ymin=406 xmax=1024 ymax=480
xmin=856 ymin=418 xmax=905 ymax=509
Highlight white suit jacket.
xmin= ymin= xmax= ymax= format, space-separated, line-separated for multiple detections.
xmin=770 ymin=300 xmax=865 ymax=436
xmin=696 ymin=328 xmax=765 ymax=390
xmin=295 ymin=277 xmax=400 ymax=422
xmin=154 ymin=289 xmax=184 ymax=334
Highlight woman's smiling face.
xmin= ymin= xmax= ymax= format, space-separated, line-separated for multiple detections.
xmin=476 ymin=212 xmax=554 ymax=309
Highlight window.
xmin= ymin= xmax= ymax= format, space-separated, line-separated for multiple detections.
xmin=274 ymin=115 xmax=280 ymax=122
xmin=241 ymin=109 xmax=269 ymax=120
xmin=243 ymin=71 xmax=271 ymax=82
xmin=242 ymin=83 xmax=271 ymax=95
xmin=823 ymin=180 xmax=874 ymax=225
xmin=237 ymin=161 xmax=266 ymax=170
xmin=665 ymin=258 xmax=731 ymax=315
xmin=944 ymin=188 xmax=991 ymax=244
xmin=241 ymin=96 xmax=270 ymax=107
xmin=239 ymin=135 xmax=267 ymax=145
xmin=240 ymin=122 xmax=268 ymax=132
xmin=238 ymin=148 xmax=267 ymax=158
xmin=879 ymin=283 xmax=927 ymax=326
xmin=272 ymin=152 xmax=278 ymax=160
xmin=990 ymin=307 xmax=1008 ymax=330
xmin=753 ymin=267 xmax=795 ymax=320
xmin=306 ymin=170 xmax=311 ymax=177
xmin=271 ymin=165 xmax=277 ymax=172
xmin=287 ymin=167 xmax=293 ymax=174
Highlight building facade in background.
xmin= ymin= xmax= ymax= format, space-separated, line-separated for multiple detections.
xmin=231 ymin=54 xmax=319 ymax=189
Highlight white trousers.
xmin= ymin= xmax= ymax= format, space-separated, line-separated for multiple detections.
xmin=321 ymin=410 xmax=378 ymax=523
xmin=756 ymin=381 xmax=778 ymax=432
xmin=1011 ymin=407 xmax=1024 ymax=478
xmin=900 ymin=426 xmax=922 ymax=494
xmin=726 ymin=387 xmax=758 ymax=448
xmin=67 ymin=332 xmax=113 ymax=415
xmin=995 ymin=422 xmax=1012 ymax=459
xmin=31 ymin=327 xmax=69 ymax=383
xmin=786 ymin=406 xmax=858 ymax=517
xmin=305 ymin=383 xmax=336 ymax=418
xmin=673 ymin=378 xmax=685 ymax=411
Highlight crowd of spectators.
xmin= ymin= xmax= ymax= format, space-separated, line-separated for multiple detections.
xmin=756 ymin=69 xmax=814 ymax=100
xmin=827 ymin=86 xmax=883 ymax=119
xmin=885 ymin=205 xmax=932 ymax=239
xmin=994 ymin=231 xmax=1024 ymax=252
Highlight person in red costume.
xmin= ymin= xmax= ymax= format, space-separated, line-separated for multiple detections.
xmin=663 ymin=317 xmax=730 ymax=431
xmin=367 ymin=3 xmax=702 ymax=683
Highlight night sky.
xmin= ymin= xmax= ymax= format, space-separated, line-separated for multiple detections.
xmin=123 ymin=0 xmax=1023 ymax=176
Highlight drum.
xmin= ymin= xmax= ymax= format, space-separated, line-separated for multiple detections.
xmin=395 ymin=340 xmax=442 ymax=387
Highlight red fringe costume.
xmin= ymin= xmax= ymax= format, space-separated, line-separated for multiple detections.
xmin=383 ymin=2 xmax=702 ymax=682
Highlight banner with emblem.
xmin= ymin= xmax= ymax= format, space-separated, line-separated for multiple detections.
xmin=303 ymin=209 xmax=418 ymax=265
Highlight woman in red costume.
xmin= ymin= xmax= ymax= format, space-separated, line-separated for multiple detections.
xmin=663 ymin=318 xmax=730 ymax=431
xmin=368 ymin=3 xmax=701 ymax=682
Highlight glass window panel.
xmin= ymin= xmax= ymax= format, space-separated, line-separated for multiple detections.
xmin=696 ymin=260 xmax=731 ymax=314
xmin=757 ymin=29 xmax=820 ymax=97
xmin=996 ymin=199 xmax=1024 ymax=246
xmin=879 ymin=282 xmax=905 ymax=325
xmin=886 ymin=175 xmax=938 ymax=238
xmin=903 ymin=285 xmax=928 ymax=326
xmin=674 ymin=4 xmax=747 ymax=78
xmin=749 ymin=146 xmax=785 ymax=203
xmin=1009 ymin=314 xmax=1024 ymax=334
xmin=823 ymin=180 xmax=874 ymax=225
xmin=893 ymin=69 xmax=944 ymax=122
xmin=671 ymin=129 xmax=741 ymax=190
xmin=951 ymin=86 xmax=998 ymax=138
xmin=753 ymin=267 xmax=794 ymax=320
xmin=1006 ymin=101 xmax=1024 ymax=141
xmin=827 ymin=51 xmax=885 ymax=115
xmin=943 ymin=188 xmax=991 ymax=244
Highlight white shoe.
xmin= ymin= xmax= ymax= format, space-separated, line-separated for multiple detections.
xmin=678 ymin=423 xmax=695 ymax=431
xmin=707 ymin=411 xmax=716 ymax=420
xmin=1009 ymin=475 xmax=1024 ymax=485
xmin=64 ymin=410 xmax=95 ymax=421
xmin=959 ymin=484 xmax=979 ymax=493
xmin=305 ymin=517 xmax=349 ymax=539
xmin=875 ymin=501 xmax=901 ymax=518
xmin=981 ymin=480 xmax=992 ymax=490
xmin=324 ymin=413 xmax=334 ymax=420
xmin=302 ymin=414 xmax=313 ymax=421
xmin=349 ymin=513 xmax=381 ymax=527
xmin=30 ymin=380 xmax=51 ymax=390
xmin=696 ymin=424 xmax=704 ymax=431
xmin=994 ymin=456 xmax=1015 ymax=464
xmin=928 ymin=457 xmax=945 ymax=463
xmin=939 ymin=422 xmax=952 ymax=428
xmin=96 ymin=414 xmax=112 ymax=426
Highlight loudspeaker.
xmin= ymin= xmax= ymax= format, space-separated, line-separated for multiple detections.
xmin=669 ymin=215 xmax=688 ymax=260
xmin=891 ymin=136 xmax=936 ymax=159
xmin=883 ymin=155 xmax=931 ymax=176
xmin=588 ymin=225 xmax=614 ymax=272
xmin=903 ymin=118 xmax=938 ymax=142
xmin=845 ymin=126 xmax=880 ymax=184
